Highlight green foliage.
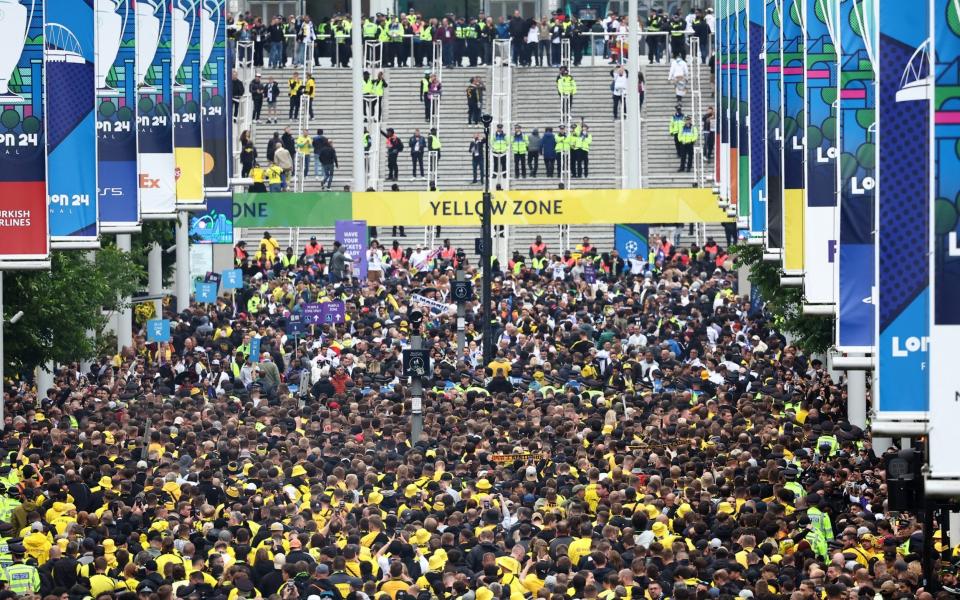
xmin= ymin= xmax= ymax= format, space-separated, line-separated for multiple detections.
xmin=131 ymin=221 xmax=177 ymax=285
xmin=4 ymin=248 xmax=144 ymax=372
xmin=732 ymin=244 xmax=834 ymax=354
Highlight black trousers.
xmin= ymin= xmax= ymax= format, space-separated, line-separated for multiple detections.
xmin=679 ymin=144 xmax=693 ymax=171
xmin=527 ymin=151 xmax=540 ymax=177
xmin=545 ymin=155 xmax=556 ymax=177
xmin=411 ymin=152 xmax=424 ymax=177
xmin=514 ymin=153 xmax=526 ymax=178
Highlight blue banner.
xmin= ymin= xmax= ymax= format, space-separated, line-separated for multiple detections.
xmin=781 ymin=0 xmax=805 ymax=272
xmin=195 ymin=280 xmax=217 ymax=303
xmin=738 ymin=0 xmax=750 ymax=223
xmin=719 ymin=0 xmax=730 ymax=203
xmin=189 ymin=196 xmax=233 ymax=243
xmin=222 ymin=268 xmax=242 ymax=289
xmin=46 ymin=0 xmax=98 ymax=246
xmin=174 ymin=0 xmax=204 ymax=208
xmin=139 ymin=0 xmax=175 ymax=217
xmin=0 ymin=0 xmax=49 ymax=262
xmin=836 ymin=0 xmax=877 ymax=351
xmin=875 ymin=1 xmax=930 ymax=414
xmin=97 ymin=0 xmax=139 ymax=232
xmin=762 ymin=0 xmax=781 ymax=248
xmin=749 ymin=0 xmax=767 ymax=240
xmin=147 ymin=318 xmax=171 ymax=342
xmin=804 ymin=0 xmax=840 ymax=305
xmin=614 ymin=224 xmax=650 ymax=268
xmin=202 ymin=0 xmax=229 ymax=189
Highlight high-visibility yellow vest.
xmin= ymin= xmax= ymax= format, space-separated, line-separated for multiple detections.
xmin=362 ymin=80 xmax=375 ymax=95
xmin=557 ymin=75 xmax=577 ymax=96
xmin=430 ymin=135 xmax=442 ymax=150
xmin=362 ymin=20 xmax=378 ymax=37
xmin=669 ymin=115 xmax=684 ymax=135
xmin=578 ymin=134 xmax=592 ymax=151
xmin=419 ymin=26 xmax=432 ymax=41
xmin=378 ymin=25 xmax=390 ymax=42
xmin=288 ymin=79 xmax=302 ymax=96
xmin=511 ymin=134 xmax=528 ymax=154
xmin=3 ymin=564 xmax=39 ymax=594
xmin=492 ymin=134 xmax=508 ymax=154
xmin=678 ymin=127 xmax=698 ymax=144
xmin=372 ymin=80 xmax=385 ymax=97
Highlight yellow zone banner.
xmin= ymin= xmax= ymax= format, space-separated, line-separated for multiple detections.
xmin=352 ymin=189 xmax=733 ymax=226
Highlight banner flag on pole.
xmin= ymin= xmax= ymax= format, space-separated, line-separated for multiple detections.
xmin=173 ymin=0 xmax=204 ymax=208
xmin=719 ymin=0 xmax=732 ymax=207
xmin=875 ymin=0 xmax=930 ymax=419
xmin=835 ymin=0 xmax=877 ymax=351
xmin=46 ymin=0 xmax=99 ymax=248
xmin=803 ymin=0 xmax=840 ymax=305
xmin=763 ymin=0 xmax=783 ymax=249
xmin=929 ymin=0 xmax=960 ymax=477
xmin=738 ymin=0 xmax=751 ymax=226
xmin=749 ymin=0 xmax=767 ymax=241
xmin=98 ymin=0 xmax=140 ymax=232
xmin=138 ymin=0 xmax=176 ymax=218
xmin=201 ymin=0 xmax=230 ymax=190
xmin=0 ymin=0 xmax=49 ymax=264
xmin=782 ymin=0 xmax=805 ymax=273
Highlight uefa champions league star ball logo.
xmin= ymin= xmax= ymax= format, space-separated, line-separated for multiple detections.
xmin=625 ymin=240 xmax=639 ymax=255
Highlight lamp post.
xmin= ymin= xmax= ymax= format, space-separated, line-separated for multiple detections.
xmin=480 ymin=113 xmax=494 ymax=366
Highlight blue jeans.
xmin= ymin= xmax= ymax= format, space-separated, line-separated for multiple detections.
xmin=593 ymin=38 xmax=605 ymax=58
xmin=269 ymin=42 xmax=282 ymax=67
xmin=321 ymin=163 xmax=334 ymax=188
xmin=302 ymin=154 xmax=313 ymax=176
xmin=269 ymin=183 xmax=281 ymax=192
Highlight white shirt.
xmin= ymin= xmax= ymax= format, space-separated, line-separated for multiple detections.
xmin=612 ymin=71 xmax=628 ymax=96
xmin=527 ymin=26 xmax=539 ymax=44
xmin=706 ymin=13 xmax=716 ymax=33
xmin=367 ymin=248 xmax=385 ymax=272
xmin=668 ymin=58 xmax=689 ymax=81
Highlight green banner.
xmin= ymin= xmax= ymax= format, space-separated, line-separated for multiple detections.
xmin=233 ymin=192 xmax=353 ymax=228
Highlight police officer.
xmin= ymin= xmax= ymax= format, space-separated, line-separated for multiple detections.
xmin=669 ymin=105 xmax=685 ymax=157
xmin=677 ymin=115 xmax=697 ymax=172
xmin=511 ymin=125 xmax=528 ymax=178
xmin=491 ymin=124 xmax=508 ymax=180
xmin=1 ymin=546 xmax=40 ymax=595
xmin=669 ymin=12 xmax=686 ymax=60
xmin=556 ymin=123 xmax=571 ymax=177
xmin=574 ymin=123 xmax=592 ymax=178
xmin=647 ymin=10 xmax=664 ymax=63
xmin=556 ymin=67 xmax=577 ymax=114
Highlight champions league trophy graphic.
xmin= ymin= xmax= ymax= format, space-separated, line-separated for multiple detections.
xmin=171 ymin=0 xmax=194 ymax=90
xmin=0 ymin=0 xmax=33 ymax=103
xmin=96 ymin=0 xmax=126 ymax=94
xmin=199 ymin=0 xmax=219 ymax=86
xmin=136 ymin=0 xmax=162 ymax=90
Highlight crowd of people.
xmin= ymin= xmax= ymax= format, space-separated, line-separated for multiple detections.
xmin=0 ymin=223 xmax=950 ymax=600
xmin=227 ymin=8 xmax=716 ymax=70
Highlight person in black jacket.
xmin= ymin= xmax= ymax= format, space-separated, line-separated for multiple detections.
xmin=381 ymin=128 xmax=403 ymax=181
xmin=250 ymin=74 xmax=264 ymax=122
xmin=231 ymin=70 xmax=245 ymax=120
xmin=508 ymin=10 xmax=526 ymax=65
xmin=318 ymin=141 xmax=338 ymax=191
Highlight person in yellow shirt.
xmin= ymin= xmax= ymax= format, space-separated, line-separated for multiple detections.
xmin=258 ymin=232 xmax=280 ymax=260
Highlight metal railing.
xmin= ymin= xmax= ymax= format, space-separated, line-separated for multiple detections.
xmin=286 ymin=31 xmax=710 ymax=68
xmin=489 ymin=39 xmax=511 ymax=191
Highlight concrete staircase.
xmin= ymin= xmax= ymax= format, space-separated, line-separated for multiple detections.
xmin=642 ymin=58 xmax=713 ymax=188
xmin=237 ymin=61 xmax=716 ymax=259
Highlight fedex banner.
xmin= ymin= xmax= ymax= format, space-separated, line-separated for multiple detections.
xmin=138 ymin=0 xmax=176 ymax=217
xmin=835 ymin=0 xmax=877 ymax=351
xmin=202 ymin=0 xmax=230 ymax=190
xmin=781 ymin=0 xmax=805 ymax=273
xmin=0 ymin=0 xmax=49 ymax=262
xmin=173 ymin=0 xmax=204 ymax=208
xmin=803 ymin=0 xmax=839 ymax=306
xmin=97 ymin=0 xmax=140 ymax=232
xmin=47 ymin=0 xmax=99 ymax=247
xmin=762 ymin=0 xmax=780 ymax=248
xmin=929 ymin=0 xmax=960 ymax=477
xmin=748 ymin=0 xmax=766 ymax=241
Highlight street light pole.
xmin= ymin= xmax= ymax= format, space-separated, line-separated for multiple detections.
xmin=480 ymin=114 xmax=494 ymax=366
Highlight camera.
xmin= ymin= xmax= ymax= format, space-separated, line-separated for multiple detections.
xmin=480 ymin=114 xmax=493 ymax=126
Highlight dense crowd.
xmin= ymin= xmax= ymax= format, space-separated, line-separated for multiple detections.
xmin=226 ymin=7 xmax=715 ymax=70
xmin=0 ymin=231 xmax=944 ymax=600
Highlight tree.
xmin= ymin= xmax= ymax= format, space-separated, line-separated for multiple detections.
xmin=130 ymin=220 xmax=177 ymax=285
xmin=732 ymin=243 xmax=833 ymax=354
xmin=4 ymin=248 xmax=144 ymax=373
